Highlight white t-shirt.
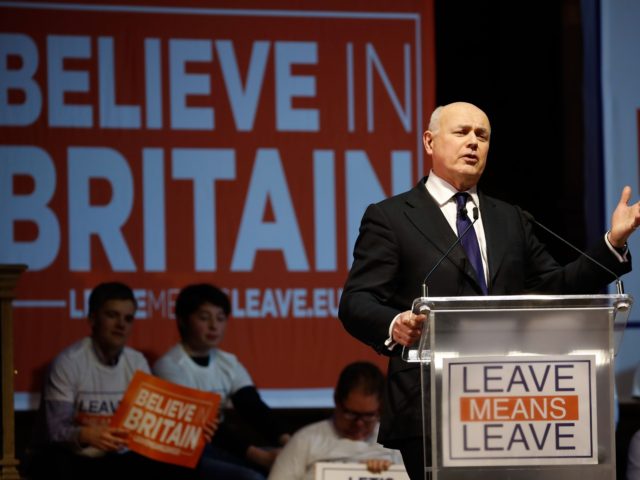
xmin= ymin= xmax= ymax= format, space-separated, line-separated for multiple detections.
xmin=267 ymin=418 xmax=403 ymax=480
xmin=44 ymin=337 xmax=150 ymax=456
xmin=152 ymin=343 xmax=253 ymax=408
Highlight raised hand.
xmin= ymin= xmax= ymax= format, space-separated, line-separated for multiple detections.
xmin=609 ymin=186 xmax=640 ymax=247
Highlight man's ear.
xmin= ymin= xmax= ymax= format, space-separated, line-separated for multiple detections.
xmin=423 ymin=130 xmax=435 ymax=154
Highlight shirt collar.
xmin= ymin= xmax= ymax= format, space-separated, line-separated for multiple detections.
xmin=425 ymin=170 xmax=480 ymax=208
xmin=90 ymin=337 xmax=121 ymax=367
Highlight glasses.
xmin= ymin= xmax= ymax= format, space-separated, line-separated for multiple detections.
xmin=338 ymin=405 xmax=379 ymax=423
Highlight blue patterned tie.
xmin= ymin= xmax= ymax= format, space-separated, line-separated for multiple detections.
xmin=454 ymin=192 xmax=488 ymax=294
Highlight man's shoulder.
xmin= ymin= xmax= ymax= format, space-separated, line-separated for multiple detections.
xmin=364 ymin=184 xmax=426 ymax=220
xmin=153 ymin=343 xmax=185 ymax=369
xmin=291 ymin=418 xmax=334 ymax=440
xmin=121 ymin=345 xmax=149 ymax=367
xmin=53 ymin=337 xmax=91 ymax=364
xmin=375 ymin=185 xmax=516 ymax=208
xmin=379 ymin=183 xmax=423 ymax=206
xmin=478 ymin=192 xmax=524 ymax=220
xmin=479 ymin=191 xmax=515 ymax=209
xmin=213 ymin=348 xmax=241 ymax=364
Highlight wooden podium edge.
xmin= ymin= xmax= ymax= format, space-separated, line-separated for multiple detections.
xmin=0 ymin=265 xmax=27 ymax=480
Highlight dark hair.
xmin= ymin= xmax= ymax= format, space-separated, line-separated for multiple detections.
xmin=88 ymin=282 xmax=137 ymax=316
xmin=175 ymin=284 xmax=230 ymax=333
xmin=334 ymin=361 xmax=385 ymax=404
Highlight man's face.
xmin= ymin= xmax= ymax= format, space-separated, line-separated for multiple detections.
xmin=333 ymin=389 xmax=380 ymax=441
xmin=423 ymin=102 xmax=491 ymax=191
xmin=181 ymin=302 xmax=228 ymax=354
xmin=90 ymin=299 xmax=136 ymax=353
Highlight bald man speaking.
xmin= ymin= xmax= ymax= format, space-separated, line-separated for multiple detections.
xmin=339 ymin=102 xmax=640 ymax=479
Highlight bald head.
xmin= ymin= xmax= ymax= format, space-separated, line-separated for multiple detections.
xmin=428 ymin=102 xmax=491 ymax=135
xmin=423 ymin=102 xmax=491 ymax=191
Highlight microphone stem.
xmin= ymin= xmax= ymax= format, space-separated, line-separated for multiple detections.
xmin=421 ymin=208 xmax=479 ymax=297
xmin=526 ymin=213 xmax=624 ymax=294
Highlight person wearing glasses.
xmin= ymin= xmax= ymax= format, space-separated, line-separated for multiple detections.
xmin=267 ymin=361 xmax=402 ymax=480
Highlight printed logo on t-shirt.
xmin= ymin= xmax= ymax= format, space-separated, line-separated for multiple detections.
xmin=76 ymin=391 xmax=123 ymax=425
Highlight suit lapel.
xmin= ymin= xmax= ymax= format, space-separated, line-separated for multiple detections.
xmin=479 ymin=191 xmax=508 ymax=287
xmin=403 ymin=181 xmax=475 ymax=285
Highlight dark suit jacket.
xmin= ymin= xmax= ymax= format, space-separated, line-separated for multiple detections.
xmin=338 ymin=178 xmax=632 ymax=448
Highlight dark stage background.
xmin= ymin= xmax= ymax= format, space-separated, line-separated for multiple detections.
xmin=434 ymin=0 xmax=595 ymax=265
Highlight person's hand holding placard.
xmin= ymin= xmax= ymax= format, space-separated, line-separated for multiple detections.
xmin=110 ymin=371 xmax=220 ymax=468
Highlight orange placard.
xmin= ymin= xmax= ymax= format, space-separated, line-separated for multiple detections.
xmin=110 ymin=371 xmax=220 ymax=468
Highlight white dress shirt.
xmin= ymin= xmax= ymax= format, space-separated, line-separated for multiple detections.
xmin=424 ymin=170 xmax=489 ymax=284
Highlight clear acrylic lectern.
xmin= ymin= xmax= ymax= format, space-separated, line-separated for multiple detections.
xmin=413 ymin=294 xmax=632 ymax=480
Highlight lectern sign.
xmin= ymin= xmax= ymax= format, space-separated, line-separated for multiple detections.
xmin=441 ymin=356 xmax=597 ymax=467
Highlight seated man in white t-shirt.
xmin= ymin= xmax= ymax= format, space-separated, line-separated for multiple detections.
xmin=267 ymin=361 xmax=403 ymax=480
xmin=153 ymin=283 xmax=290 ymax=480
xmin=30 ymin=281 xmax=196 ymax=480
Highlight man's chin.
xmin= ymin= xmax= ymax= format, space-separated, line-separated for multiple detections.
xmin=454 ymin=170 xmax=483 ymax=189
xmin=106 ymin=338 xmax=127 ymax=351
xmin=345 ymin=432 xmax=369 ymax=441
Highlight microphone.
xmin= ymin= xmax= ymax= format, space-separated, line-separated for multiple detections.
xmin=403 ymin=206 xmax=480 ymax=363
xmin=420 ymin=206 xmax=479 ymax=297
xmin=522 ymin=210 xmax=625 ymax=295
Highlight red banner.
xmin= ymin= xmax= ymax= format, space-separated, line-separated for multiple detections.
xmin=111 ymin=371 xmax=219 ymax=468
xmin=0 ymin=0 xmax=435 ymax=400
